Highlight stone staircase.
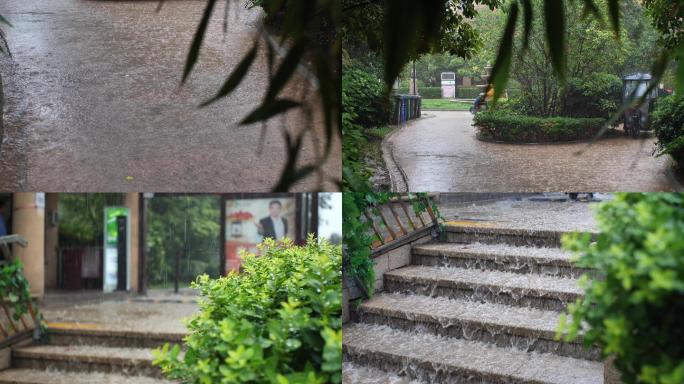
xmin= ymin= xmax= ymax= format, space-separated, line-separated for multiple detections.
xmin=0 ymin=325 xmax=182 ymax=383
xmin=343 ymin=224 xmax=605 ymax=384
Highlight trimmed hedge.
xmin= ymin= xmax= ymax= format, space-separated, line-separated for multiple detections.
xmin=457 ymin=86 xmax=482 ymax=99
xmin=474 ymin=111 xmax=606 ymax=143
xmin=398 ymin=86 xmax=482 ymax=99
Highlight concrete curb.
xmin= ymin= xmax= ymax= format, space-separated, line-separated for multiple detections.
xmin=380 ymin=115 xmax=438 ymax=192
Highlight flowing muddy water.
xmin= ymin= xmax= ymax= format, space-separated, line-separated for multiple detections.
xmin=0 ymin=0 xmax=339 ymax=191
xmin=386 ymin=111 xmax=673 ymax=192
xmin=438 ymin=196 xmax=601 ymax=233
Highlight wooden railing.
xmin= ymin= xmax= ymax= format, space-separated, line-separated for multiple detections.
xmin=365 ymin=194 xmax=439 ymax=251
xmin=0 ymin=234 xmax=40 ymax=348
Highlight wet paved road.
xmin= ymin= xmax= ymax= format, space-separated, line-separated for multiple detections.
xmin=0 ymin=0 xmax=339 ymax=191
xmin=386 ymin=111 xmax=673 ymax=192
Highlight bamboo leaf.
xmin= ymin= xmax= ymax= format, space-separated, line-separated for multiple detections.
xmin=521 ymin=0 xmax=533 ymax=51
xmin=265 ymin=40 xmax=307 ymax=101
xmin=606 ymin=0 xmax=620 ymax=37
xmin=241 ymin=99 xmax=301 ymax=125
xmin=200 ymin=42 xmax=258 ymax=107
xmin=489 ymin=2 xmax=518 ymax=103
xmin=182 ymin=0 xmax=217 ymax=84
xmin=0 ymin=13 xmax=13 ymax=27
xmin=544 ymin=0 xmax=566 ymax=80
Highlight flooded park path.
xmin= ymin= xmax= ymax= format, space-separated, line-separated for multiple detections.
xmin=385 ymin=111 xmax=673 ymax=192
xmin=0 ymin=0 xmax=339 ymax=191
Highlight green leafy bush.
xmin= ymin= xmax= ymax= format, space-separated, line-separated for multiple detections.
xmin=473 ymin=111 xmax=605 ymax=142
xmin=559 ymin=193 xmax=684 ymax=384
xmin=342 ymin=67 xmax=390 ymax=128
xmin=652 ymin=95 xmax=684 ymax=167
xmin=153 ymin=238 xmax=342 ymax=384
xmin=563 ymin=73 xmax=622 ymax=119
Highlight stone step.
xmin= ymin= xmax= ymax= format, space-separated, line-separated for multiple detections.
xmin=343 ymin=323 xmax=604 ymax=384
xmin=384 ymin=265 xmax=583 ymax=311
xmin=444 ymin=224 xmax=575 ymax=248
xmin=412 ymin=242 xmax=591 ymax=278
xmin=0 ymin=369 xmax=174 ymax=384
xmin=11 ymin=344 xmax=164 ymax=378
xmin=356 ymin=293 xmax=600 ymax=361
xmin=343 ymin=361 xmax=419 ymax=384
xmin=47 ymin=324 xmax=184 ymax=349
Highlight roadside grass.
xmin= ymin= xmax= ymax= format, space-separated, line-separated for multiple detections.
xmin=422 ymin=98 xmax=472 ymax=111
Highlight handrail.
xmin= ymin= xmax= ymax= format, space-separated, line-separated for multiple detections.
xmin=365 ymin=194 xmax=439 ymax=250
xmin=0 ymin=234 xmax=28 ymax=260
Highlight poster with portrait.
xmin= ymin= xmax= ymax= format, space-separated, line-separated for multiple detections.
xmin=224 ymin=197 xmax=296 ymax=273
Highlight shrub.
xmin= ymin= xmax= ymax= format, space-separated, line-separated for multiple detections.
xmin=473 ymin=111 xmax=605 ymax=143
xmin=559 ymin=193 xmax=684 ymax=384
xmin=652 ymin=95 xmax=684 ymax=167
xmin=457 ymin=86 xmax=482 ymax=99
xmin=563 ymin=72 xmax=622 ymax=119
xmin=153 ymin=237 xmax=342 ymax=384
xmin=342 ymin=67 xmax=390 ymax=128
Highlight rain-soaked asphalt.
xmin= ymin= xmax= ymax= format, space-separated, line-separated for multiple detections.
xmin=385 ymin=111 xmax=674 ymax=192
xmin=0 ymin=0 xmax=339 ymax=191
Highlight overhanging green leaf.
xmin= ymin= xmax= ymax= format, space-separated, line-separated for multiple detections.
xmin=544 ymin=0 xmax=566 ymax=80
xmin=200 ymin=42 xmax=258 ymax=107
xmin=182 ymin=0 xmax=217 ymax=84
xmin=489 ymin=2 xmax=518 ymax=103
xmin=241 ymin=99 xmax=301 ymax=125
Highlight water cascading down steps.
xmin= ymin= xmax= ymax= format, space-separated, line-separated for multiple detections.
xmin=0 ymin=325 xmax=182 ymax=383
xmin=343 ymin=224 xmax=605 ymax=384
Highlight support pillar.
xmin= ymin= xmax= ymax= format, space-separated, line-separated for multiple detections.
xmin=11 ymin=193 xmax=45 ymax=297
xmin=44 ymin=193 xmax=59 ymax=290
xmin=124 ymin=193 xmax=140 ymax=293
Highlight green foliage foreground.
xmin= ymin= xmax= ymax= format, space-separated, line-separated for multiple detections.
xmin=558 ymin=193 xmax=684 ymax=384
xmin=652 ymin=95 xmax=684 ymax=168
xmin=153 ymin=237 xmax=342 ymax=384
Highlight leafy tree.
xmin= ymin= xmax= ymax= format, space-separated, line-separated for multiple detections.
xmin=643 ymin=0 xmax=684 ymax=50
xmin=509 ymin=0 xmax=629 ymax=116
xmin=58 ymin=194 xmax=125 ymax=247
xmin=145 ymin=195 xmax=220 ymax=288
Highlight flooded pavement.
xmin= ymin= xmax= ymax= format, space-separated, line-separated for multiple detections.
xmin=437 ymin=195 xmax=600 ymax=233
xmin=41 ymin=296 xmax=197 ymax=334
xmin=0 ymin=0 xmax=339 ymax=191
xmin=385 ymin=111 xmax=672 ymax=192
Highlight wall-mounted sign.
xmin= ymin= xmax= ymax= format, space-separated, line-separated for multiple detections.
xmin=224 ymin=197 xmax=295 ymax=274
xmin=441 ymin=72 xmax=457 ymax=99
xmin=103 ymin=207 xmax=130 ymax=292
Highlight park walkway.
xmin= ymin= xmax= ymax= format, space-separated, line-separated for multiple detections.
xmin=384 ymin=111 xmax=674 ymax=192
xmin=0 ymin=0 xmax=339 ymax=191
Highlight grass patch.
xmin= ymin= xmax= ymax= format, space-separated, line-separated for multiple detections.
xmin=422 ymin=99 xmax=472 ymax=111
